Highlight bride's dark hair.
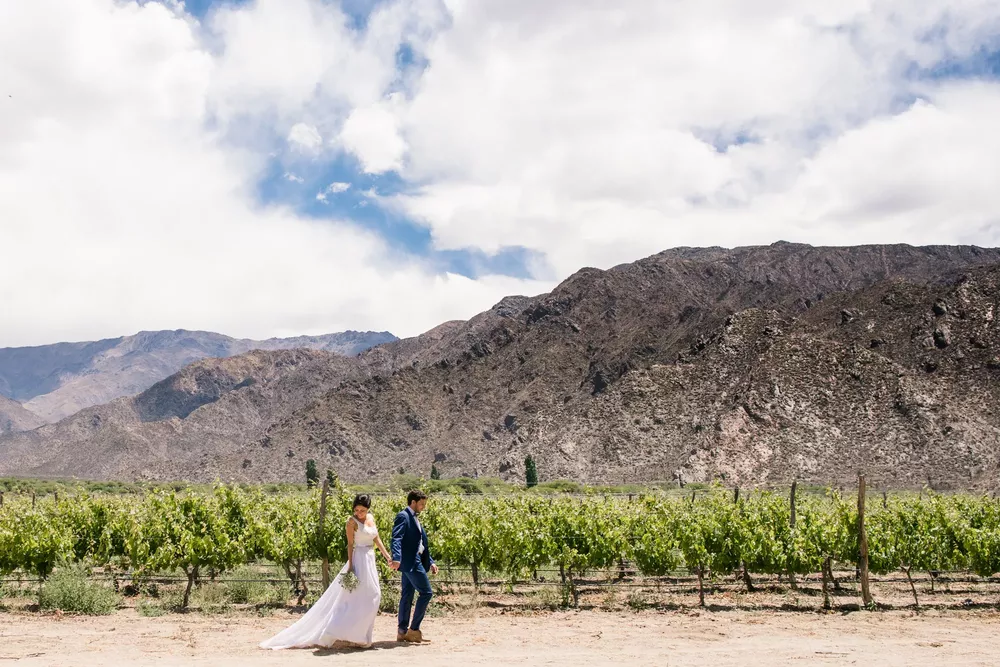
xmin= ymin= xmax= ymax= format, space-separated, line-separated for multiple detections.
xmin=353 ymin=494 xmax=371 ymax=509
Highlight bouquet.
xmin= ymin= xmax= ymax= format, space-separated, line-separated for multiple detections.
xmin=339 ymin=570 xmax=359 ymax=592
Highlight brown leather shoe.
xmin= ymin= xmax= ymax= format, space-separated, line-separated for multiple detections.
xmin=403 ymin=630 xmax=428 ymax=643
xmin=396 ymin=631 xmax=407 ymax=642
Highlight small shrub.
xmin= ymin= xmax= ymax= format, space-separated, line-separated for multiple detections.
xmin=380 ymin=584 xmax=400 ymax=614
xmin=224 ymin=566 xmax=285 ymax=605
xmin=601 ymin=588 xmax=619 ymax=610
xmin=627 ymin=591 xmax=649 ymax=611
xmin=137 ymin=601 xmax=167 ymax=617
xmin=157 ymin=588 xmax=186 ymax=611
xmin=192 ymin=582 xmax=230 ymax=613
xmin=527 ymin=586 xmax=562 ymax=611
xmin=532 ymin=480 xmax=581 ymax=494
xmin=38 ymin=568 xmax=120 ymax=615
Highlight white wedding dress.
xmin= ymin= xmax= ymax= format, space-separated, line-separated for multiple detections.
xmin=260 ymin=516 xmax=382 ymax=649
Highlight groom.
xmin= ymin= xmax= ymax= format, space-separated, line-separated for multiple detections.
xmin=390 ymin=489 xmax=438 ymax=643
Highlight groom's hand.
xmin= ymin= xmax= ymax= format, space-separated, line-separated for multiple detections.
xmin=430 ymin=564 xmax=439 ymax=575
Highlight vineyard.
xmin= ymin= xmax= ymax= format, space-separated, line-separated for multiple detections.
xmin=3 ymin=480 xmax=1000 ymax=613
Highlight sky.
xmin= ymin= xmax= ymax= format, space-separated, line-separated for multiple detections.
xmin=1 ymin=0 xmax=1000 ymax=347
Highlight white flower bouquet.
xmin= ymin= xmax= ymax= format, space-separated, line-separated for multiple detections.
xmin=339 ymin=570 xmax=359 ymax=592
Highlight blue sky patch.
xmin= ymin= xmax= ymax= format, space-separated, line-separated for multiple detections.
xmin=908 ymin=47 xmax=1000 ymax=81
xmin=180 ymin=0 xmax=385 ymax=27
xmin=255 ymin=152 xmax=539 ymax=280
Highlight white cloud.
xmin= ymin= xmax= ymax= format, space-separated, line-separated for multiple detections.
xmin=339 ymin=97 xmax=407 ymax=173
xmin=379 ymin=0 xmax=1000 ymax=274
xmin=284 ymin=171 xmax=305 ymax=183
xmin=316 ymin=181 xmax=351 ymax=202
xmin=0 ymin=0 xmax=544 ymax=347
xmin=3 ymin=0 xmax=1000 ymax=348
xmin=287 ymin=122 xmax=323 ymax=152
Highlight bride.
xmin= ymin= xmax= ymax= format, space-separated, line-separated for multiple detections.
xmin=260 ymin=494 xmax=393 ymax=650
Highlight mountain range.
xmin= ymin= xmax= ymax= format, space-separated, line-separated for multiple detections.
xmin=0 ymin=329 xmax=396 ymax=423
xmin=2 ymin=241 xmax=1000 ymax=489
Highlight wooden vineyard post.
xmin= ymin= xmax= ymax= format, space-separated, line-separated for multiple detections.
xmin=319 ymin=479 xmax=331 ymax=592
xmin=32 ymin=492 xmax=36 ymax=508
xmin=0 ymin=490 xmax=4 ymax=508
xmin=858 ymin=474 xmax=873 ymax=607
xmin=787 ymin=481 xmax=797 ymax=589
xmin=789 ymin=480 xmax=797 ymax=527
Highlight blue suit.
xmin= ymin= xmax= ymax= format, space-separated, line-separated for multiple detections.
xmin=392 ymin=507 xmax=434 ymax=633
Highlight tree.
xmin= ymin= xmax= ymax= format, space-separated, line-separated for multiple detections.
xmin=525 ymin=456 xmax=538 ymax=488
xmin=325 ymin=469 xmax=339 ymax=491
xmin=305 ymin=460 xmax=319 ymax=488
xmin=431 ymin=465 xmax=441 ymax=480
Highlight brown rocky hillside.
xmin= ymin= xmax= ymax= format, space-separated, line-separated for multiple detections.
xmin=2 ymin=242 xmax=999 ymax=487
xmin=232 ymin=243 xmax=1000 ymax=489
xmin=0 ymin=396 xmax=44 ymax=436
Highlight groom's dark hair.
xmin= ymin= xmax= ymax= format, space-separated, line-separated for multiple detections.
xmin=407 ymin=489 xmax=428 ymax=505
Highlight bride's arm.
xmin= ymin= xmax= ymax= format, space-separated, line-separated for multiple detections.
xmin=345 ymin=518 xmax=357 ymax=572
xmin=373 ymin=528 xmax=392 ymax=562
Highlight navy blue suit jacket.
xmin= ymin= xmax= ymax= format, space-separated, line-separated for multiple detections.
xmin=392 ymin=508 xmax=433 ymax=573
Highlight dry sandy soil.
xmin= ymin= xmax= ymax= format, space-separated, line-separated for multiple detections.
xmin=2 ymin=608 xmax=999 ymax=666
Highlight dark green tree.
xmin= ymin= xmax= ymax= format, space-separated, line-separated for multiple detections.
xmin=431 ymin=464 xmax=441 ymax=480
xmin=325 ymin=468 xmax=339 ymax=490
xmin=305 ymin=460 xmax=319 ymax=488
xmin=525 ymin=456 xmax=538 ymax=488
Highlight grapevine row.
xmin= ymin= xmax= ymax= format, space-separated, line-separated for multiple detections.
xmin=2 ymin=484 xmax=1000 ymax=608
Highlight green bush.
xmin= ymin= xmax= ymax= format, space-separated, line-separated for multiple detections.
xmin=531 ymin=480 xmax=582 ymax=494
xmin=223 ymin=566 xmax=285 ymax=605
xmin=38 ymin=568 xmax=120 ymax=615
xmin=137 ymin=600 xmax=167 ymax=617
xmin=427 ymin=477 xmax=484 ymax=495
xmin=380 ymin=583 xmax=400 ymax=614
xmin=527 ymin=586 xmax=561 ymax=610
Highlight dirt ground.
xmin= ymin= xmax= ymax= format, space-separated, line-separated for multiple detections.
xmin=2 ymin=608 xmax=999 ymax=666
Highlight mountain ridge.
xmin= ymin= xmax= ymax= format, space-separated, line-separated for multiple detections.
xmin=0 ymin=329 xmax=397 ymax=423
xmin=2 ymin=242 xmax=1000 ymax=487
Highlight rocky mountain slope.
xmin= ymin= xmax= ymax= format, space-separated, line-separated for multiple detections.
xmin=0 ymin=396 xmax=44 ymax=436
xmin=0 ymin=349 xmax=367 ymax=479
xmin=2 ymin=242 xmax=1000 ymax=487
xmin=238 ymin=243 xmax=1000 ymax=488
xmin=0 ymin=329 xmax=396 ymax=423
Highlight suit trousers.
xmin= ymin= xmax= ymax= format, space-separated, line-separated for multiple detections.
xmin=398 ymin=563 xmax=433 ymax=633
